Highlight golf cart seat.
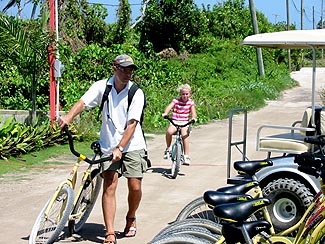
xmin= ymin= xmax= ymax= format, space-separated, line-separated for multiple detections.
xmin=257 ymin=106 xmax=325 ymax=157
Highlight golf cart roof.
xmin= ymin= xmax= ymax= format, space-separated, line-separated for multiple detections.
xmin=241 ymin=29 xmax=325 ymax=126
xmin=241 ymin=29 xmax=325 ymax=49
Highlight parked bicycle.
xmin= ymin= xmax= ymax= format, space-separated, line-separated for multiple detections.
xmin=148 ymin=155 xmax=318 ymax=243
xmin=212 ymin=135 xmax=325 ymax=244
xmin=174 ymin=157 xmax=313 ymax=233
xmin=29 ymin=126 xmax=112 ymax=244
xmin=163 ymin=116 xmax=195 ymax=179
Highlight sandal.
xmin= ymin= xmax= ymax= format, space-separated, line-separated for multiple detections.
xmin=103 ymin=231 xmax=117 ymax=244
xmin=124 ymin=216 xmax=137 ymax=237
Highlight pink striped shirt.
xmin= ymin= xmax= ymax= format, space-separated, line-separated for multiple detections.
xmin=171 ymin=98 xmax=195 ymax=121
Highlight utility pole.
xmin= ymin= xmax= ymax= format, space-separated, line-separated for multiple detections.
xmin=248 ymin=0 xmax=264 ymax=76
xmin=320 ymin=0 xmax=324 ymax=59
xmin=286 ymin=0 xmax=291 ymax=71
xmin=312 ymin=6 xmax=315 ymax=29
xmin=301 ymin=0 xmax=304 ymax=30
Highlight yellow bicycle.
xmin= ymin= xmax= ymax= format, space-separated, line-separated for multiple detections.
xmin=29 ymin=126 xmax=112 ymax=244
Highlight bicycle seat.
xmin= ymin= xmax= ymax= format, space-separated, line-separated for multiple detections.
xmin=234 ymin=159 xmax=273 ymax=176
xmin=217 ymin=180 xmax=259 ymax=194
xmin=222 ymin=220 xmax=271 ymax=243
xmin=213 ymin=197 xmax=271 ymax=222
xmin=203 ymin=191 xmax=252 ymax=209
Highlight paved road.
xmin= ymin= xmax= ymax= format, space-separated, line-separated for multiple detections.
xmin=1 ymin=67 xmax=325 ymax=244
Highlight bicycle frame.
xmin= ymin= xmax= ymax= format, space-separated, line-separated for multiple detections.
xmin=171 ymin=127 xmax=184 ymax=162
xmin=69 ymin=155 xmax=99 ymax=221
xmin=43 ymin=155 xmax=93 ymax=224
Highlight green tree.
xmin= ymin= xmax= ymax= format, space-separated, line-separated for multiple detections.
xmin=138 ymin=0 xmax=206 ymax=53
xmin=0 ymin=13 xmax=50 ymax=122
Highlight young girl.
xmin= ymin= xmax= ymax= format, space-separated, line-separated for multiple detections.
xmin=162 ymin=84 xmax=197 ymax=165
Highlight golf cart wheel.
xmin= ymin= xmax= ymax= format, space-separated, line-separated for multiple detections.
xmin=262 ymin=178 xmax=313 ymax=233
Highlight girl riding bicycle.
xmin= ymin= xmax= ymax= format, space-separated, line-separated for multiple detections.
xmin=162 ymin=84 xmax=197 ymax=165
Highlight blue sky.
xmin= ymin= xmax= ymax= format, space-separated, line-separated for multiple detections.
xmin=1 ymin=0 xmax=323 ymax=30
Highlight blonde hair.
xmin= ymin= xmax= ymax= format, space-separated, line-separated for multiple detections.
xmin=177 ymin=84 xmax=191 ymax=93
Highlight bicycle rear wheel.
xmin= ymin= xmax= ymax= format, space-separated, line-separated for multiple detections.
xmin=29 ymin=184 xmax=74 ymax=244
xmin=68 ymin=168 xmax=102 ymax=233
xmin=171 ymin=142 xmax=182 ymax=179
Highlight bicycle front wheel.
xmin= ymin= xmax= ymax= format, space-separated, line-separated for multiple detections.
xmin=29 ymin=184 xmax=74 ymax=244
xmin=171 ymin=142 xmax=182 ymax=179
xmin=148 ymin=234 xmax=211 ymax=244
xmin=176 ymin=196 xmax=219 ymax=223
xmin=68 ymin=168 xmax=102 ymax=233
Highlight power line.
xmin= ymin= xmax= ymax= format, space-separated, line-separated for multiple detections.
xmin=88 ymin=1 xmax=142 ymax=7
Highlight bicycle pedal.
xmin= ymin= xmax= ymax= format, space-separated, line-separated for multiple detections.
xmin=72 ymin=233 xmax=83 ymax=241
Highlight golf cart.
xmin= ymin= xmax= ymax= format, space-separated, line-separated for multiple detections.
xmin=227 ymin=29 xmax=325 ymax=233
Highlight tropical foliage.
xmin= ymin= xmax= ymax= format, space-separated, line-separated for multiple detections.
xmin=0 ymin=116 xmax=80 ymax=159
xmin=0 ymin=0 xmax=305 ymax=159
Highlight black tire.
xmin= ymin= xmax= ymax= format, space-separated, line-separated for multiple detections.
xmin=175 ymin=196 xmax=219 ymax=223
xmin=148 ymin=234 xmax=211 ymax=244
xmin=152 ymin=226 xmax=221 ymax=243
xmin=154 ymin=218 xmax=222 ymax=239
xmin=29 ymin=184 xmax=74 ymax=244
xmin=262 ymin=178 xmax=314 ymax=233
xmin=68 ymin=169 xmax=102 ymax=234
xmin=171 ymin=142 xmax=182 ymax=179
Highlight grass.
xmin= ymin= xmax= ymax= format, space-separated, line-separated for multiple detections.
xmin=0 ymin=140 xmax=94 ymax=176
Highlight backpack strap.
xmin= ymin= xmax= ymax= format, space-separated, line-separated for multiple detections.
xmin=97 ymin=82 xmax=112 ymax=120
xmin=127 ymin=83 xmax=147 ymax=126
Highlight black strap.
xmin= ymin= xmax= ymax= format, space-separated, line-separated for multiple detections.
xmin=97 ymin=82 xmax=112 ymax=120
xmin=127 ymin=83 xmax=147 ymax=126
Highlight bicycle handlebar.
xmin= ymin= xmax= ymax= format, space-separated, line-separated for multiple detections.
xmin=304 ymin=135 xmax=325 ymax=146
xmin=163 ymin=116 xmax=195 ymax=128
xmin=64 ymin=126 xmax=112 ymax=164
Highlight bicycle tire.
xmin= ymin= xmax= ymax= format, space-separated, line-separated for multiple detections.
xmin=152 ymin=225 xmax=221 ymax=243
xmin=175 ymin=196 xmax=219 ymax=222
xmin=155 ymin=218 xmax=222 ymax=238
xmin=29 ymin=184 xmax=74 ymax=244
xmin=148 ymin=233 xmax=211 ymax=244
xmin=68 ymin=168 xmax=102 ymax=233
xmin=171 ymin=142 xmax=182 ymax=179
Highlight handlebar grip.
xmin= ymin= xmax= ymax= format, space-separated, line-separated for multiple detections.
xmin=64 ymin=125 xmax=81 ymax=158
xmin=298 ymin=165 xmax=320 ymax=178
xmin=294 ymin=152 xmax=323 ymax=168
xmin=304 ymin=136 xmax=325 ymax=146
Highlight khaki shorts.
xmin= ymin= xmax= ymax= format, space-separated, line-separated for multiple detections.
xmin=100 ymin=149 xmax=148 ymax=178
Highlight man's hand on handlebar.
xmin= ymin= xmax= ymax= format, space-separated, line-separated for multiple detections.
xmin=57 ymin=116 xmax=69 ymax=130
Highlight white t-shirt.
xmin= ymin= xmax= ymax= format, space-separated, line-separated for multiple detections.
xmin=81 ymin=76 xmax=146 ymax=154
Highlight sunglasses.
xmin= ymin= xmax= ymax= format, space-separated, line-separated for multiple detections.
xmin=116 ymin=65 xmax=134 ymax=75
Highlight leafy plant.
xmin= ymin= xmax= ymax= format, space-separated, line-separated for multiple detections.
xmin=0 ymin=116 xmax=80 ymax=160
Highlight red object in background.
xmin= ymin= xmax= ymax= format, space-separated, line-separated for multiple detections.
xmin=49 ymin=0 xmax=56 ymax=126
